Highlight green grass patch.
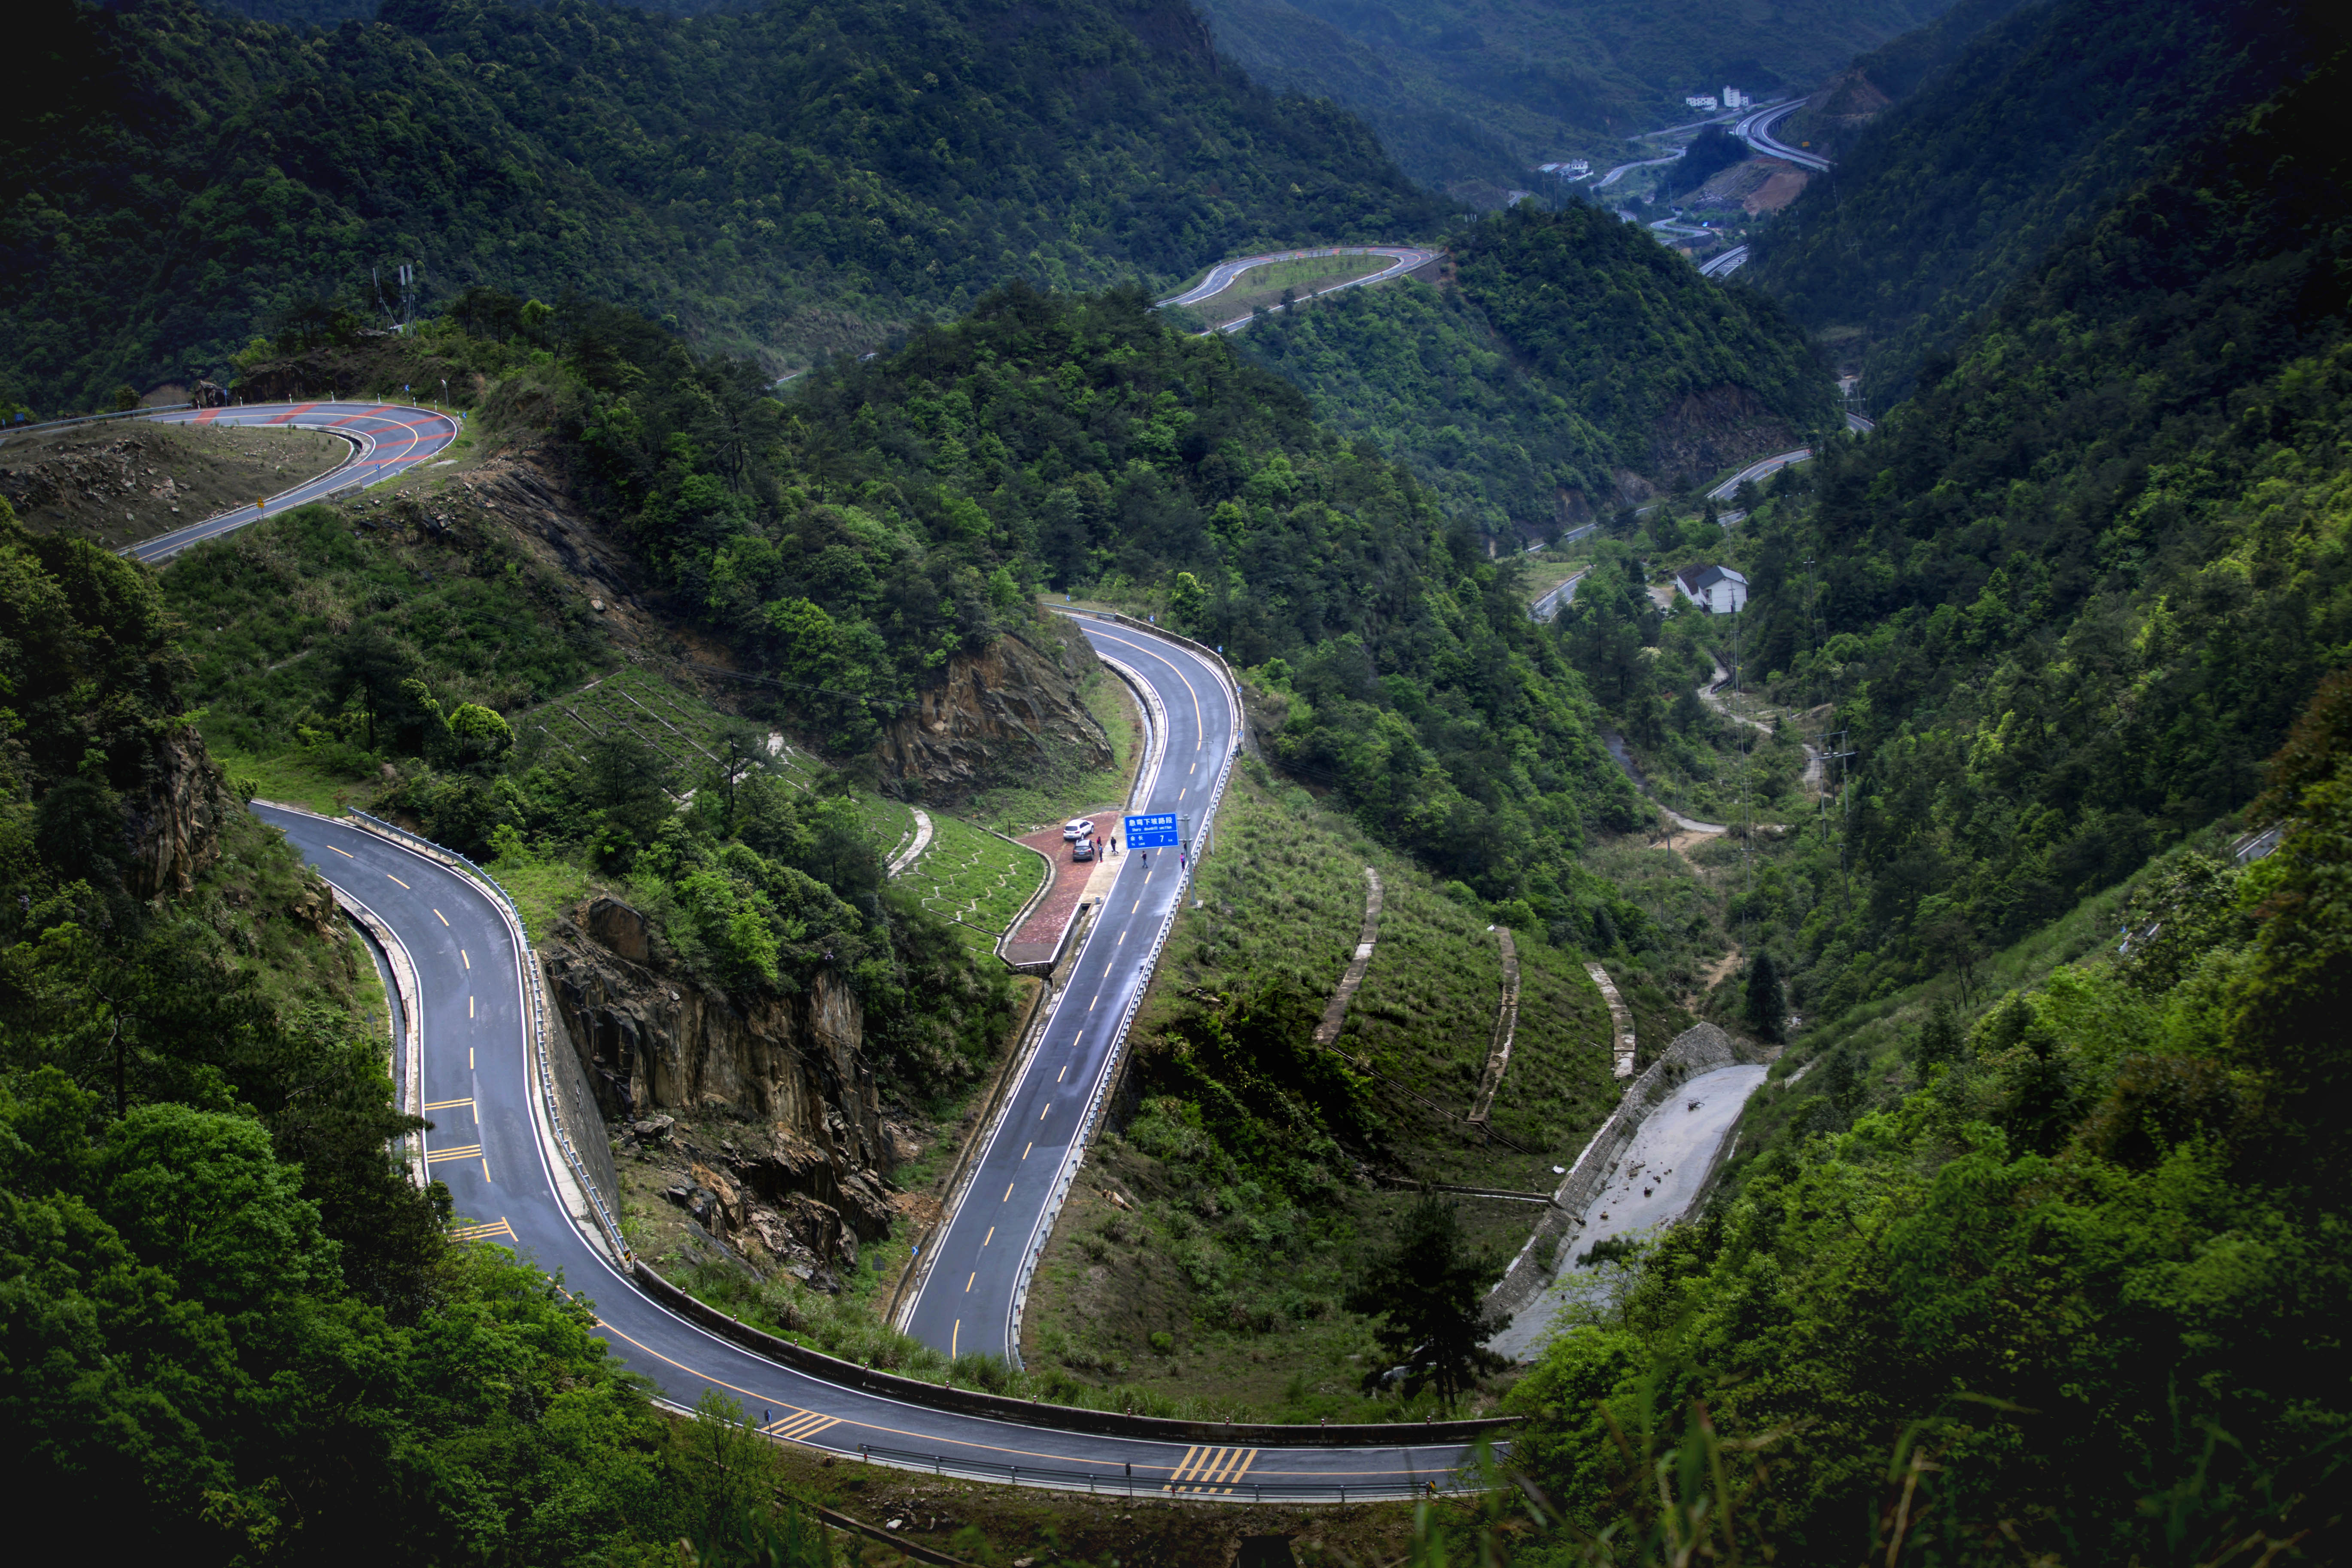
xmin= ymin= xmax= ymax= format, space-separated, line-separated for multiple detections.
xmin=1187 ymin=253 xmax=1394 ymax=323
xmin=895 ymin=813 xmax=1050 ymax=957
xmin=1023 ymin=761 xmax=1623 ymax=1412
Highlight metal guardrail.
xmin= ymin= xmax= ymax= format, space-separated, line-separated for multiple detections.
xmin=1006 ymin=615 xmax=1244 ymax=1365
xmin=0 ymin=402 xmax=197 ymax=447
xmin=853 ymin=1444 xmax=1470 ymax=1503
xmin=344 ymin=810 xmax=632 ymax=1262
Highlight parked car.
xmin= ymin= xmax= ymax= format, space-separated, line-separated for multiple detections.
xmin=1062 ymin=818 xmax=1094 ymax=840
xmin=1072 ymin=837 xmax=1095 ymax=862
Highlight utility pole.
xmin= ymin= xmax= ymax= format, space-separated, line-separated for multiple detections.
xmin=1822 ymin=735 xmax=1859 ymax=905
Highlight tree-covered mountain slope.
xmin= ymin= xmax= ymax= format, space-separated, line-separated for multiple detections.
xmin=2 ymin=0 xmax=1439 ymax=414
xmin=1240 ymin=203 xmax=1836 ymax=533
xmin=512 ymin=279 xmax=1664 ymax=935
xmin=1573 ymin=37 xmax=2349 ymax=1029
xmin=1191 ymin=0 xmax=1965 ymax=190
xmin=1748 ymin=0 xmax=2330 ymax=402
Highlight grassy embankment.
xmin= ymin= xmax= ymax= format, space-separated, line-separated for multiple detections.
xmin=1181 ymin=253 xmax=1398 ymax=327
xmin=894 ymin=813 xmax=1051 ymax=961
xmin=1019 ymin=758 xmax=1635 ymax=1419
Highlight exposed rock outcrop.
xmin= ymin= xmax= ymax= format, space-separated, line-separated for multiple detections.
xmin=127 ymin=725 xmax=231 ymax=899
xmin=1648 ymin=386 xmax=1800 ymax=485
xmin=875 ymin=621 xmax=1113 ymax=801
xmin=544 ymin=895 xmax=903 ymax=1281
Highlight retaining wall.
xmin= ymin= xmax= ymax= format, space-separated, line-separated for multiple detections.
xmin=1489 ymin=1021 xmax=1776 ymax=1325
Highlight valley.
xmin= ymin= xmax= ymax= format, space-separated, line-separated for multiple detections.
xmin=3 ymin=0 xmax=2349 ymax=1562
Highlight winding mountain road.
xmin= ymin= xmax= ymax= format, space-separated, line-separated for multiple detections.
xmin=254 ymin=630 xmax=1484 ymax=1500
xmin=1733 ymin=99 xmax=1831 ymax=173
xmin=901 ymin=618 xmax=1235 ymax=1364
xmin=123 ymin=401 xmax=462 ymax=563
xmin=1159 ymin=246 xmax=1440 ymax=334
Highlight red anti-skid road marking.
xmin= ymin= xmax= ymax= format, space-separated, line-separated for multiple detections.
xmin=195 ymin=407 xmax=220 ymax=424
xmin=267 ymin=402 xmax=318 ymax=424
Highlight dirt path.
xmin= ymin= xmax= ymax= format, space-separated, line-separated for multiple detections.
xmin=1699 ymin=658 xmax=1829 ymax=797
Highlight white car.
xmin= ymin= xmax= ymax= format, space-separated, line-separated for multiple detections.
xmin=1062 ymin=818 xmax=1095 ymax=840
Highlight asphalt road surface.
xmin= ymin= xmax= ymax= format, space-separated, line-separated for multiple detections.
xmin=1707 ymin=447 xmax=1813 ymax=502
xmin=1733 ymin=99 xmax=1831 ymax=173
xmin=1159 ymin=247 xmax=1439 ymax=332
xmin=902 ymin=620 xmax=1236 ymax=1364
xmin=256 ymin=624 xmax=1485 ymax=1498
xmin=1698 ymin=245 xmax=1750 ymax=279
xmin=122 ymin=401 xmax=462 ymax=564
xmin=1530 ymin=567 xmax=1590 ymax=622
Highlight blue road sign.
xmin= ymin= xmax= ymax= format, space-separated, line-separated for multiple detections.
xmin=1123 ymin=813 xmax=1180 ymax=848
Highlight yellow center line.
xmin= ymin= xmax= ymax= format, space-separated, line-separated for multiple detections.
xmin=984 ymin=1226 xmax=995 ymax=1245
xmin=965 ymin=1272 xmax=976 ymax=1292
xmin=1057 ymin=1065 xmax=1067 ymax=1082
xmin=1023 ymin=1141 xmax=1033 ymax=1160
xmin=1040 ymin=1103 xmax=1049 ymax=1120
xmin=1003 ymin=1183 xmax=1014 ymax=1201
xmin=461 ymin=950 xmax=470 ymax=969
xmin=423 ymin=1097 xmax=473 ymax=1110
xmin=434 ymin=908 xmax=449 ymax=926
xmin=482 ymin=1158 xmax=490 ymax=1182
xmin=469 ymin=1047 xmax=475 ymax=1070
xmin=330 ymin=845 xmax=354 ymax=859
xmin=590 ymin=1317 xmax=1418 ymax=1478
xmin=387 ymin=873 xmax=409 ymax=889
xmin=469 ymin=996 xmax=475 ymax=1019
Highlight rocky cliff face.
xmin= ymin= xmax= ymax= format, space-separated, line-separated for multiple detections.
xmin=543 ymin=895 xmax=904 ymax=1283
xmin=876 ymin=620 xmax=1113 ymax=802
xmin=1648 ymin=386 xmax=1801 ymax=486
xmin=127 ymin=725 xmax=231 ymax=899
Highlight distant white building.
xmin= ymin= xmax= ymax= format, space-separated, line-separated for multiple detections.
xmin=1686 ymin=94 xmax=1719 ymax=111
xmin=1674 ymin=564 xmax=1749 ymax=614
xmin=1723 ymin=87 xmax=1749 ymax=109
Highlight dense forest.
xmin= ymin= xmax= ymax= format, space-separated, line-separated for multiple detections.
xmin=1239 ymin=202 xmax=1834 ymax=533
xmin=1505 ymin=688 xmax=2352 ymax=1556
xmin=1748 ymin=0 xmax=2328 ymax=402
xmin=3 ymin=0 xmax=1438 ymax=414
xmin=511 ymin=278 xmax=1674 ymax=941
xmin=1457 ymin=29 xmax=2352 ymax=1564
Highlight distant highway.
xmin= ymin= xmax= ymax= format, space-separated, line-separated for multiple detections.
xmin=1708 ymin=447 xmax=1813 ymax=502
xmin=1733 ymin=99 xmax=1832 ymax=173
xmin=1698 ymin=245 xmax=1750 ymax=278
xmin=1158 ymin=246 xmax=1439 ymax=333
xmin=1846 ymin=411 xmax=1876 ymax=433
xmin=1596 ymin=149 xmax=1683 ymax=188
xmin=1531 ymin=567 xmax=1591 ymax=622
xmin=123 ymin=401 xmax=461 ymax=564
